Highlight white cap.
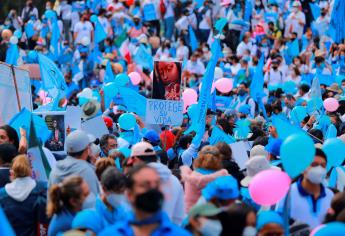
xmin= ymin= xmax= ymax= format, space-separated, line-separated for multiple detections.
xmin=131 ymin=142 xmax=156 ymax=157
xmin=66 ymin=130 xmax=90 ymax=153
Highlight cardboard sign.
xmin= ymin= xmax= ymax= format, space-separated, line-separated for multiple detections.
xmin=152 ymin=61 xmax=182 ymax=101
xmin=146 ymin=99 xmax=183 ymax=126
xmin=81 ymin=115 xmax=109 ymax=139
xmin=65 ymin=106 xmax=82 ymax=130
xmin=229 ymin=141 xmax=249 ymax=170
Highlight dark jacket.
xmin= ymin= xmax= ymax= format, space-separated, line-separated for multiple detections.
xmin=0 ymin=168 xmax=10 ymax=188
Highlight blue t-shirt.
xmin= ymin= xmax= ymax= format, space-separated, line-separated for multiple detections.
xmin=48 ymin=209 xmax=75 ymax=236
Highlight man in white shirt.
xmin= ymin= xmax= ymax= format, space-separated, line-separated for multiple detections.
xmin=264 ymin=59 xmax=286 ymax=87
xmin=284 ymin=1 xmax=306 ymax=39
xmin=73 ymin=14 xmax=94 ymax=45
xmin=236 ymin=32 xmax=254 ymax=58
xmin=234 ymin=82 xmax=256 ymax=118
xmin=185 ymin=53 xmax=206 ymax=79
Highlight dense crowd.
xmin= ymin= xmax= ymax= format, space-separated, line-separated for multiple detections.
xmin=0 ymin=0 xmax=345 ymax=235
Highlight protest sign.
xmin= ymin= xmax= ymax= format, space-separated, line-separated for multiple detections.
xmin=81 ymin=115 xmax=109 ymax=139
xmin=65 ymin=106 xmax=82 ymax=131
xmin=0 ymin=63 xmax=19 ymax=125
xmin=229 ymin=141 xmax=249 ymax=170
xmin=152 ymin=61 xmax=182 ymax=101
xmin=13 ymin=67 xmax=33 ymax=112
xmin=146 ymin=99 xmax=183 ymax=126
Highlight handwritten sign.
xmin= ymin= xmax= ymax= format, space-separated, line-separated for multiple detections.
xmin=146 ymin=99 xmax=183 ymax=126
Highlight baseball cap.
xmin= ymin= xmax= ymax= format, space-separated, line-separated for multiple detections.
xmin=188 ymin=203 xmax=222 ymax=218
xmin=143 ymin=130 xmax=160 ymax=145
xmin=202 ymin=176 xmax=239 ymax=201
xmin=131 ymin=142 xmax=156 ymax=157
xmin=66 ymin=130 xmax=90 ymax=153
xmin=256 ymin=211 xmax=284 ymax=230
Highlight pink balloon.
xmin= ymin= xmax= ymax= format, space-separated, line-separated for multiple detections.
xmin=215 ymin=78 xmax=233 ymax=93
xmin=128 ymin=72 xmax=142 ymax=85
xmin=249 ymin=169 xmax=291 ymax=206
xmin=182 ymin=88 xmax=198 ymax=106
xmin=198 ymin=82 xmax=215 ymax=93
xmin=323 ymin=98 xmax=339 ymax=112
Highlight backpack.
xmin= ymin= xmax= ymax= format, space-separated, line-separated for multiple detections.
xmin=160 ymin=0 xmax=167 ymax=17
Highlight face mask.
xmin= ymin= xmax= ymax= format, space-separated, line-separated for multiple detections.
xmin=106 ymin=193 xmax=126 ymax=208
xmin=199 ymin=218 xmax=223 ymax=236
xmin=321 ymin=12 xmax=326 ymax=16
xmin=134 ymin=189 xmax=164 ymax=213
xmin=272 ymin=66 xmax=278 ymax=70
xmin=307 ymin=166 xmax=327 ymax=184
xmin=243 ymin=226 xmax=257 ymax=236
xmin=238 ymin=89 xmax=246 ymax=96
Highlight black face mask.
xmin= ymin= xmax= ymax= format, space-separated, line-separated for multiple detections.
xmin=239 ymin=114 xmax=247 ymax=119
xmin=134 ymin=189 xmax=163 ymax=213
xmin=321 ymin=12 xmax=326 ymax=16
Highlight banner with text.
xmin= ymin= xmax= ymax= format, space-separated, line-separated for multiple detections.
xmin=146 ymin=99 xmax=183 ymax=126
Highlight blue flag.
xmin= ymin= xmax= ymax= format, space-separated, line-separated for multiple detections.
xmin=0 ymin=208 xmax=15 ymax=236
xmin=244 ymin=0 xmax=253 ymax=22
xmin=209 ymin=126 xmax=236 ymax=145
xmin=271 ymin=115 xmax=303 ymax=140
xmin=95 ymin=19 xmax=107 ymax=43
xmin=287 ymin=39 xmax=300 ymax=58
xmin=133 ymin=45 xmax=153 ymax=71
xmin=9 ymin=108 xmax=51 ymax=143
xmin=37 ymin=53 xmax=67 ymax=100
xmin=25 ymin=22 xmax=35 ymax=39
xmin=191 ymin=38 xmax=221 ymax=146
xmin=50 ymin=17 xmax=60 ymax=61
xmin=5 ymin=43 xmax=19 ymax=66
xmin=329 ymin=0 xmax=345 ymax=43
xmin=309 ymin=2 xmax=321 ymax=20
xmin=104 ymin=61 xmax=115 ymax=83
xmin=189 ymin=26 xmax=198 ymax=51
xmin=118 ymin=87 xmax=147 ymax=117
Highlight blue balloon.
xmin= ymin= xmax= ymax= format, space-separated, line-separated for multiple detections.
xmin=115 ymin=73 xmax=130 ymax=87
xmin=290 ymin=106 xmax=307 ymax=125
xmin=118 ymin=113 xmax=136 ymax=130
xmin=315 ymin=222 xmax=345 ymax=236
xmin=90 ymin=15 xmax=98 ymax=23
xmin=78 ymin=97 xmax=89 ymax=106
xmin=280 ymin=133 xmax=315 ymax=178
xmin=323 ymin=138 xmax=345 ymax=170
xmin=14 ymin=30 xmax=22 ymax=39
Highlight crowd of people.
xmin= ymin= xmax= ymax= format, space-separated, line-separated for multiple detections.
xmin=0 ymin=0 xmax=345 ymax=235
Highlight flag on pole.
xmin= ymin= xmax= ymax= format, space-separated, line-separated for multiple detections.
xmin=104 ymin=61 xmax=115 ymax=84
xmin=27 ymin=116 xmax=52 ymax=182
xmin=5 ymin=42 xmax=19 ymax=66
xmin=188 ymin=26 xmax=198 ymax=51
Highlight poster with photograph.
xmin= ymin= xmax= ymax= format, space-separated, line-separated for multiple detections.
xmin=152 ymin=61 xmax=182 ymax=101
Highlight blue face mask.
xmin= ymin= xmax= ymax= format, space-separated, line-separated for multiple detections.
xmin=106 ymin=193 xmax=126 ymax=209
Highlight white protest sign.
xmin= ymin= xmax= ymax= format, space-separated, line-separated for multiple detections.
xmin=145 ymin=99 xmax=183 ymax=126
xmin=229 ymin=141 xmax=249 ymax=170
xmin=81 ymin=116 xmax=109 ymax=138
xmin=65 ymin=106 xmax=82 ymax=130
xmin=14 ymin=67 xmax=33 ymax=112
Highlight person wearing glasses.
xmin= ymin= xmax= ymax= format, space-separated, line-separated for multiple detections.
xmin=275 ymin=148 xmax=334 ymax=229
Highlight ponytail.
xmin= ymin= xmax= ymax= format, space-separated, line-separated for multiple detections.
xmin=46 ymin=176 xmax=84 ymax=217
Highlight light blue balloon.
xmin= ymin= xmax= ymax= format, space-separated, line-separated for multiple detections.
xmin=90 ymin=15 xmax=98 ymax=23
xmin=14 ymin=30 xmax=22 ymax=39
xmin=315 ymin=222 xmax=345 ymax=236
xmin=323 ymin=138 xmax=345 ymax=171
xmin=280 ymin=133 xmax=315 ymax=178
xmin=290 ymin=106 xmax=307 ymax=125
xmin=118 ymin=113 xmax=136 ymax=130
xmin=78 ymin=97 xmax=89 ymax=106
xmin=115 ymin=73 xmax=130 ymax=87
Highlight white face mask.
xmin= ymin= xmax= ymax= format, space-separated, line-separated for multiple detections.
xmin=106 ymin=193 xmax=126 ymax=208
xmin=307 ymin=166 xmax=327 ymax=184
xmin=242 ymin=226 xmax=257 ymax=236
xmin=199 ymin=218 xmax=223 ymax=236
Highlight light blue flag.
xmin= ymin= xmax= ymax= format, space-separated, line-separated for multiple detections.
xmin=310 ymin=76 xmax=322 ymax=100
xmin=95 ymin=19 xmax=107 ymax=43
xmin=5 ymin=43 xmax=19 ymax=66
xmin=301 ymin=35 xmax=309 ymax=52
xmin=9 ymin=108 xmax=51 ymax=143
xmin=133 ymin=45 xmax=153 ymax=71
xmin=37 ymin=53 xmax=67 ymax=99
xmin=234 ymin=118 xmax=251 ymax=140
xmin=104 ymin=61 xmax=115 ymax=83
xmin=25 ymin=22 xmax=35 ymax=39
xmin=287 ymin=39 xmax=300 ymax=58
xmin=50 ymin=17 xmax=60 ymax=61
xmin=214 ymin=18 xmax=228 ymax=32
xmin=191 ymin=38 xmax=221 ymax=146
xmin=329 ymin=0 xmax=345 ymax=43
xmin=194 ymin=0 xmax=205 ymax=8
xmin=209 ymin=126 xmax=236 ymax=145
xmin=0 ymin=208 xmax=15 ymax=236
xmin=244 ymin=0 xmax=253 ymax=22
xmin=90 ymin=46 xmax=103 ymax=64
xmin=143 ymin=3 xmax=157 ymax=21
xmin=118 ymin=87 xmax=147 ymax=117
xmin=309 ymin=2 xmax=320 ymax=20
xmin=271 ymin=115 xmax=303 ymax=140
xmin=326 ymin=124 xmax=337 ymax=140
xmin=189 ymin=26 xmax=198 ymax=51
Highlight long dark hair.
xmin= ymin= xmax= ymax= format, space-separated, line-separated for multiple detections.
xmin=0 ymin=125 xmax=19 ymax=150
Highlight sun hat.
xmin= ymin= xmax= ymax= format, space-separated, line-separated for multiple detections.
xmin=81 ymin=100 xmax=101 ymax=120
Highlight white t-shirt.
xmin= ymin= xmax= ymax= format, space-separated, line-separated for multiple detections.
xmin=74 ymin=21 xmax=93 ymax=43
xmin=264 ymin=68 xmax=286 ymax=86
xmin=236 ymin=41 xmax=254 ymax=57
xmin=186 ymin=60 xmax=206 ymax=75
xmin=285 ymin=11 xmax=306 ymax=39
xmin=176 ymin=45 xmax=189 ymax=61
xmin=199 ymin=9 xmax=211 ymax=30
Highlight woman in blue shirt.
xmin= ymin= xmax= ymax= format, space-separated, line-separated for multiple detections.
xmin=47 ymin=176 xmax=90 ymax=236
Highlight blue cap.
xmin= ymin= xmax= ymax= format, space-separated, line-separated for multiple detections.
xmin=239 ymin=104 xmax=251 ymax=115
xmin=257 ymin=211 xmax=284 ymax=230
xmin=315 ymin=222 xmax=345 ymax=236
xmin=265 ymin=138 xmax=282 ymax=156
xmin=72 ymin=209 xmax=104 ymax=233
xmin=202 ymin=176 xmax=239 ymax=201
xmin=143 ymin=130 xmax=160 ymax=145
